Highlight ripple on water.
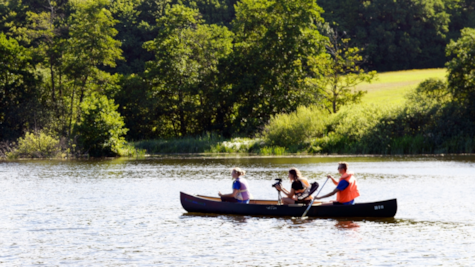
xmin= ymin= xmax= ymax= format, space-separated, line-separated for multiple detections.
xmin=0 ymin=157 xmax=474 ymax=265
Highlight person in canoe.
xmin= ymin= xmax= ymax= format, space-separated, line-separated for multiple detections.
xmin=315 ymin=162 xmax=360 ymax=205
xmin=218 ymin=167 xmax=251 ymax=204
xmin=274 ymin=167 xmax=313 ymax=205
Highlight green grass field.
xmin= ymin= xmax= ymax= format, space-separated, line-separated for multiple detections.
xmin=357 ymin=68 xmax=447 ymax=105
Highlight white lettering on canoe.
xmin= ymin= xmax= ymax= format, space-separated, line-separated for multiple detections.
xmin=374 ymin=205 xmax=384 ymax=210
xmin=266 ymin=206 xmax=277 ymax=210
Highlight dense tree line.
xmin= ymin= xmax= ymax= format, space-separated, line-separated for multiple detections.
xmin=318 ymin=0 xmax=475 ymax=71
xmin=1 ymin=0 xmax=475 ymax=156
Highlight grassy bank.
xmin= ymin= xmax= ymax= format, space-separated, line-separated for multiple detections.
xmin=132 ymin=135 xmax=295 ymax=155
xmin=130 ymin=69 xmax=457 ymax=156
xmin=358 ymin=68 xmax=446 ymax=105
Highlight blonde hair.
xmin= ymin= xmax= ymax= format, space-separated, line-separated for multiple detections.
xmin=289 ymin=167 xmax=302 ymax=180
xmin=231 ymin=167 xmax=246 ymax=176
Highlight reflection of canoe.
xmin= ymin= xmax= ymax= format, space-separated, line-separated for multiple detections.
xmin=180 ymin=192 xmax=397 ymax=218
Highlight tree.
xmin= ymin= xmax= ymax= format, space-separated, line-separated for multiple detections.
xmin=446 ymin=27 xmax=475 ymax=103
xmin=307 ymin=31 xmax=376 ymax=114
xmin=144 ymin=5 xmax=233 ymax=137
xmin=171 ymin=0 xmax=238 ymax=27
xmin=108 ymin=0 xmax=164 ymax=75
xmin=63 ymin=0 xmax=123 ymax=137
xmin=74 ymin=93 xmax=128 ymax=156
xmin=318 ymin=0 xmax=450 ymax=71
xmin=24 ymin=1 xmax=68 ymax=109
xmin=446 ymin=0 xmax=475 ymax=41
xmin=0 ymin=33 xmax=43 ymax=141
xmin=226 ymin=0 xmax=327 ymax=134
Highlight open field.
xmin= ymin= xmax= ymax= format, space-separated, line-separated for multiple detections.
xmin=357 ymin=68 xmax=447 ymax=105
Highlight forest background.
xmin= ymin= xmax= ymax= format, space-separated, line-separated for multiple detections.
xmin=2 ymin=0 xmax=475 ymax=157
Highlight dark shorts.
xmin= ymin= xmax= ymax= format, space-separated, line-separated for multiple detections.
xmin=221 ymin=196 xmax=249 ymax=204
xmin=333 ymin=200 xmax=355 ymax=205
xmin=295 ymin=199 xmax=312 ymax=205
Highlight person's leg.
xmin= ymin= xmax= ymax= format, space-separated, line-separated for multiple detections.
xmin=221 ymin=196 xmax=238 ymax=203
xmin=282 ymin=197 xmax=295 ymax=205
xmin=320 ymin=200 xmax=337 ymax=206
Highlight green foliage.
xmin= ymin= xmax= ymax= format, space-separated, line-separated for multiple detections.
xmin=307 ymin=32 xmax=377 ymax=113
xmin=144 ymin=4 xmax=234 ymax=136
xmin=226 ymin=0 xmax=327 ymax=134
xmin=108 ymin=0 xmax=163 ymax=74
xmin=310 ymin=104 xmax=394 ymax=154
xmin=74 ymin=94 xmax=128 ymax=157
xmin=263 ymin=106 xmax=328 ymax=148
xmin=318 ymin=0 xmax=450 ymax=71
xmin=116 ymin=143 xmax=146 ymax=157
xmin=0 ymin=32 xmax=43 ymax=141
xmin=446 ymin=0 xmax=475 ymax=41
xmin=4 ymin=0 xmax=475 ymax=157
xmin=258 ymin=146 xmax=286 ymax=155
xmin=7 ymin=131 xmax=61 ymax=158
xmin=407 ymin=78 xmax=450 ymax=103
xmin=113 ymin=74 xmax=170 ymax=140
xmin=133 ymin=134 xmax=259 ymax=154
xmin=446 ymin=28 xmax=475 ymax=103
xmin=173 ymin=0 xmax=237 ymax=26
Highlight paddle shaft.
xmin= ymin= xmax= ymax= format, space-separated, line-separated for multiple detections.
xmin=301 ymin=177 xmax=329 ymax=218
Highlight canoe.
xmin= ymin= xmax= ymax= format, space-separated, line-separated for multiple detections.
xmin=180 ymin=192 xmax=397 ymax=218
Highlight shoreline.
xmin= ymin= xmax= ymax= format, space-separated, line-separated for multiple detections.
xmin=3 ymin=152 xmax=475 ymax=161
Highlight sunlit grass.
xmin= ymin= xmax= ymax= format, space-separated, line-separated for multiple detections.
xmin=358 ymin=68 xmax=447 ymax=105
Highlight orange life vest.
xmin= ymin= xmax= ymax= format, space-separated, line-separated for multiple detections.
xmin=336 ymin=174 xmax=360 ymax=203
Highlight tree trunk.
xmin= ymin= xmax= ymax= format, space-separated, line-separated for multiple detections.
xmin=50 ymin=60 xmax=55 ymax=103
xmin=179 ymin=90 xmax=186 ymax=136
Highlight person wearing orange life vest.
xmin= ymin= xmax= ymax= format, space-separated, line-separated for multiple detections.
xmin=274 ymin=167 xmax=313 ymax=205
xmin=315 ymin=162 xmax=360 ymax=205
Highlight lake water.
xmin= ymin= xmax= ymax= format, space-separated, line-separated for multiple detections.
xmin=1 ymin=156 xmax=474 ymax=266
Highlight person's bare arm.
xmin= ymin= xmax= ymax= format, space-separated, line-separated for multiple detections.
xmin=286 ymin=188 xmax=295 ymax=199
xmin=327 ymin=175 xmax=339 ymax=185
xmin=274 ymin=184 xmax=292 ymax=197
xmin=316 ymin=188 xmax=339 ymax=200
xmin=218 ymin=189 xmax=239 ymax=198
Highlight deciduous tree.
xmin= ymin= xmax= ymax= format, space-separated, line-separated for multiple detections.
xmin=227 ymin=0 xmax=327 ymax=134
xmin=307 ymin=31 xmax=376 ymax=114
xmin=144 ymin=5 xmax=233 ymax=136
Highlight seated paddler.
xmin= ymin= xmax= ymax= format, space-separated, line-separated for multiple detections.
xmin=218 ymin=167 xmax=251 ymax=204
xmin=315 ymin=162 xmax=360 ymax=205
xmin=274 ymin=168 xmax=313 ymax=205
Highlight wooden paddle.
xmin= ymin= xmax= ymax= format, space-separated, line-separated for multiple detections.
xmin=301 ymin=177 xmax=329 ymax=218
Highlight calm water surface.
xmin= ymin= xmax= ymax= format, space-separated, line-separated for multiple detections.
xmin=1 ymin=156 xmax=474 ymax=266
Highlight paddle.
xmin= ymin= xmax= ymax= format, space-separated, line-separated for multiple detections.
xmin=301 ymin=177 xmax=329 ymax=219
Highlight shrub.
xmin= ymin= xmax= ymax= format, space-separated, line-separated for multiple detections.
xmin=262 ymin=106 xmax=329 ymax=148
xmin=116 ymin=143 xmax=146 ymax=157
xmin=409 ymin=78 xmax=449 ymax=103
xmin=132 ymin=135 xmax=260 ymax=154
xmin=74 ymin=94 xmax=128 ymax=157
xmin=258 ymin=146 xmax=286 ymax=155
xmin=328 ymin=103 xmax=392 ymax=142
xmin=7 ymin=132 xmax=61 ymax=158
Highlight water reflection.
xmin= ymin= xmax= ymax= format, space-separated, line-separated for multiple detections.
xmin=1 ymin=157 xmax=475 ymax=266
xmin=181 ymin=213 xmax=249 ymax=223
xmin=334 ymin=220 xmax=360 ymax=229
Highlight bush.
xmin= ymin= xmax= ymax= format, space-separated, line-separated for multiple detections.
xmin=258 ymin=146 xmax=287 ymax=155
xmin=74 ymin=94 xmax=128 ymax=157
xmin=262 ymin=106 xmax=329 ymax=148
xmin=7 ymin=132 xmax=61 ymax=158
xmin=132 ymin=134 xmax=260 ymax=154
xmin=116 ymin=143 xmax=146 ymax=157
